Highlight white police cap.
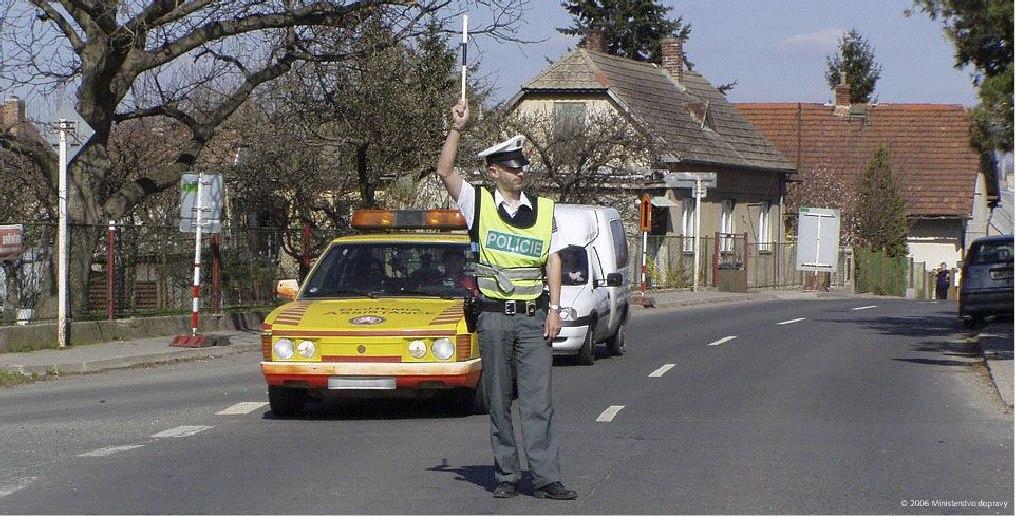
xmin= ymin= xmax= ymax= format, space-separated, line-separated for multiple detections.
xmin=477 ymin=135 xmax=530 ymax=168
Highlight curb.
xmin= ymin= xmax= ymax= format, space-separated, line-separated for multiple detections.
xmin=970 ymin=332 xmax=1014 ymax=408
xmin=2 ymin=343 xmax=258 ymax=376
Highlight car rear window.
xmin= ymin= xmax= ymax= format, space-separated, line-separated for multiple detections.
xmin=967 ymin=239 xmax=1014 ymax=265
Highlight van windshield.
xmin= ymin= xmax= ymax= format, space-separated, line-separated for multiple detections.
xmin=968 ymin=239 xmax=1014 ymax=265
xmin=303 ymin=242 xmax=472 ymax=299
xmin=559 ymin=246 xmax=589 ymax=286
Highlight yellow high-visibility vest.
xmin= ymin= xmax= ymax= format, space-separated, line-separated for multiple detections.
xmin=474 ymin=187 xmax=554 ymax=300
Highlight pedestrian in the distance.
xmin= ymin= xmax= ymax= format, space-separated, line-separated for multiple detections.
xmin=935 ymin=261 xmax=950 ymax=300
xmin=435 ymin=99 xmax=576 ymax=501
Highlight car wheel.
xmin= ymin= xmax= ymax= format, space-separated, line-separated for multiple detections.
xmin=460 ymin=372 xmax=489 ymax=415
xmin=268 ymin=386 xmax=307 ymax=418
xmin=576 ymin=327 xmax=595 ymax=366
xmin=607 ymin=318 xmax=627 ymax=356
xmin=962 ymin=314 xmax=985 ymax=329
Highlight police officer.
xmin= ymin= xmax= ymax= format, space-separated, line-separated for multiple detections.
xmin=436 ymin=99 xmax=577 ymax=501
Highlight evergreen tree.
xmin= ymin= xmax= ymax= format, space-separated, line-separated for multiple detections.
xmin=854 ymin=145 xmax=909 ymax=257
xmin=908 ymin=0 xmax=1013 ymax=152
xmin=558 ymin=0 xmax=692 ymax=63
xmin=825 ymin=28 xmax=882 ymax=103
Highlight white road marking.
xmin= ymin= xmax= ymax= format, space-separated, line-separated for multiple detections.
xmin=216 ymin=402 xmax=268 ymax=415
xmin=151 ymin=425 xmax=213 ymax=438
xmin=778 ymin=317 xmax=806 ymax=325
xmin=78 ymin=445 xmax=145 ymax=458
xmin=708 ymin=335 xmax=738 ymax=346
xmin=0 ymin=477 xmax=37 ymax=497
xmin=852 ymin=305 xmax=878 ymax=311
xmin=648 ymin=364 xmax=676 ymax=377
xmin=596 ymin=405 xmax=625 ymax=422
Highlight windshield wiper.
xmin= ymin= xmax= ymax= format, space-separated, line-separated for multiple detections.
xmin=310 ymin=288 xmax=378 ymax=299
xmin=393 ymin=287 xmax=456 ymax=299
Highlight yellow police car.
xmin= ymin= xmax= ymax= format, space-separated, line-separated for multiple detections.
xmin=260 ymin=209 xmax=486 ymax=417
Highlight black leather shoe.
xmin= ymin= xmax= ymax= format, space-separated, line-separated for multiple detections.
xmin=534 ymin=481 xmax=577 ymax=500
xmin=492 ymin=481 xmax=518 ymax=498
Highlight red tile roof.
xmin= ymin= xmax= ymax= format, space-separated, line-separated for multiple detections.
xmin=735 ymin=102 xmax=983 ymax=218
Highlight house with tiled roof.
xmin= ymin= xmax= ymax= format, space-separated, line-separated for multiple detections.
xmin=737 ymin=82 xmax=1000 ymax=270
xmin=506 ymin=32 xmax=796 ymax=279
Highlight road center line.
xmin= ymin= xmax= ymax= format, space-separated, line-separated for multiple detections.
xmin=79 ymin=445 xmax=145 ymax=458
xmin=708 ymin=335 xmax=738 ymax=346
xmin=151 ymin=425 xmax=214 ymax=438
xmin=596 ymin=405 xmax=625 ymax=422
xmin=778 ymin=317 xmax=806 ymax=325
xmin=216 ymin=402 xmax=268 ymax=415
xmin=852 ymin=305 xmax=878 ymax=311
xmin=0 ymin=477 xmax=37 ymax=497
xmin=648 ymin=364 xmax=676 ymax=377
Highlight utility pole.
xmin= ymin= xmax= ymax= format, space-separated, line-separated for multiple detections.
xmin=51 ymin=119 xmax=76 ymax=348
xmin=692 ymin=178 xmax=703 ymax=291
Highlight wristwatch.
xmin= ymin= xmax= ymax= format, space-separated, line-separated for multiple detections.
xmin=548 ymin=304 xmax=561 ymax=311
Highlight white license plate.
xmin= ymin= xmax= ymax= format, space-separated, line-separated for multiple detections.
xmin=327 ymin=377 xmax=396 ymax=390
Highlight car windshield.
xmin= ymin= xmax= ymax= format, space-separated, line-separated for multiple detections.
xmin=303 ymin=242 xmax=472 ymax=299
xmin=559 ymin=246 xmax=589 ymax=286
xmin=968 ymin=239 xmax=1014 ymax=265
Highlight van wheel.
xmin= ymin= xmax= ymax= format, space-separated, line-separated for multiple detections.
xmin=576 ymin=328 xmax=596 ymax=366
xmin=268 ymin=386 xmax=307 ymax=418
xmin=607 ymin=319 xmax=627 ymax=356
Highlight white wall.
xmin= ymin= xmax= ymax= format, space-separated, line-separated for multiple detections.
xmin=907 ymin=219 xmax=965 ymax=270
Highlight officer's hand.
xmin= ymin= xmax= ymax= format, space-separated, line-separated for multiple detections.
xmin=451 ymin=100 xmax=469 ymax=130
xmin=544 ymin=309 xmax=561 ymax=344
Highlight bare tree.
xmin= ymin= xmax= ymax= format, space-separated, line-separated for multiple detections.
xmin=0 ymin=0 xmax=525 ymax=312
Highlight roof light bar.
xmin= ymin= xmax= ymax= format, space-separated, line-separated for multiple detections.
xmin=351 ymin=209 xmax=467 ymax=231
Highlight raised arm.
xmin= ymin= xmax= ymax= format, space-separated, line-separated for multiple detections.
xmin=437 ymin=100 xmax=469 ymax=202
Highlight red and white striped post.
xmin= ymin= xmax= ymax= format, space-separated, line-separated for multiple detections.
xmin=190 ymin=174 xmax=205 ymax=336
xmin=106 ymin=220 xmax=115 ymax=320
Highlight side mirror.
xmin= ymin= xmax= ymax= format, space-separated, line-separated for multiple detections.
xmin=594 ymin=272 xmax=624 ymax=288
xmin=276 ymin=279 xmax=299 ymax=300
xmin=605 ymin=272 xmax=623 ymax=287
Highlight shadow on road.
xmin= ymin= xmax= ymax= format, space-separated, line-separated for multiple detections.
xmin=261 ymin=397 xmax=478 ymax=421
xmin=426 ymin=461 xmax=533 ymax=494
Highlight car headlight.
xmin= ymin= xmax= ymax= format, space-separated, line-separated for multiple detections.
xmin=408 ymin=339 xmax=427 ymax=359
xmin=296 ymin=340 xmax=316 ymax=358
xmin=273 ymin=338 xmax=294 ymax=360
xmin=432 ymin=337 xmax=455 ymax=361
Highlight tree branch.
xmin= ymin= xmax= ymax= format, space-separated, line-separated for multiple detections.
xmin=27 ymin=0 xmax=86 ymax=52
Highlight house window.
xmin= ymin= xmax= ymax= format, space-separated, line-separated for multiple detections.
xmin=553 ymin=102 xmax=587 ymax=140
xmin=721 ymin=200 xmax=734 ymax=252
xmin=758 ymin=202 xmax=772 ymax=252
xmin=682 ymin=198 xmax=696 ymax=252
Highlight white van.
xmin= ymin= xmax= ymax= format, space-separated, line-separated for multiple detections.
xmin=552 ymin=204 xmax=632 ymax=364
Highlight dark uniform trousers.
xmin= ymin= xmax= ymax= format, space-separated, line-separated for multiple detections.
xmin=477 ymin=307 xmax=562 ymax=487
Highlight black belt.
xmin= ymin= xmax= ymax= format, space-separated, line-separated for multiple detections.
xmin=478 ymin=295 xmax=548 ymax=316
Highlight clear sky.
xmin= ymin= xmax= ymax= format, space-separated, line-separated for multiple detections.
xmin=471 ymin=0 xmax=979 ymax=106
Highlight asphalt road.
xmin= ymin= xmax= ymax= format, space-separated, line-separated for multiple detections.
xmin=0 ymin=298 xmax=1011 ymax=514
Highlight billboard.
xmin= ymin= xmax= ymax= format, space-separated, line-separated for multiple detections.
xmin=796 ymin=207 xmax=840 ymax=272
xmin=0 ymin=224 xmax=23 ymax=260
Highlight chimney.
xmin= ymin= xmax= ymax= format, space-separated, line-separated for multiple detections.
xmin=834 ymin=76 xmax=852 ymax=115
xmin=661 ymin=37 xmax=685 ymax=82
xmin=1 ymin=97 xmax=26 ymax=133
xmin=584 ymin=28 xmax=607 ymax=53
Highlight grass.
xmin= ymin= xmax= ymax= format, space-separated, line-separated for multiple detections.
xmin=0 ymin=369 xmax=34 ymax=387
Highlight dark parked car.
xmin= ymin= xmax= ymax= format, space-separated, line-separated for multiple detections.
xmin=959 ymin=235 xmax=1014 ymax=328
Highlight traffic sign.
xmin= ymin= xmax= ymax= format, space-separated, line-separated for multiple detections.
xmin=640 ymin=194 xmax=652 ymax=232
xmin=663 ymin=172 xmax=717 ymax=189
xmin=179 ymin=173 xmax=223 ymax=233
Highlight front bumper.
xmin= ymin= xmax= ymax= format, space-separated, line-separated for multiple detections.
xmin=261 ymin=358 xmax=481 ymax=389
xmin=551 ymin=325 xmax=590 ymax=355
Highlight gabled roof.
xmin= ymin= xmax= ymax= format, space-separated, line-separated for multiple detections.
xmin=515 ymin=48 xmax=795 ymax=173
xmin=735 ymin=102 xmax=991 ymax=218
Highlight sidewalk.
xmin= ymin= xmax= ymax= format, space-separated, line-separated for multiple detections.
xmin=973 ymin=320 xmax=1014 ymax=407
xmin=0 ymin=288 xmax=868 ymax=380
xmin=0 ymin=330 xmax=259 ymax=376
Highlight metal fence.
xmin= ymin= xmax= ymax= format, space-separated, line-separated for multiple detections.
xmin=633 ymin=234 xmax=852 ymax=290
xmin=1 ymin=222 xmax=346 ymax=326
